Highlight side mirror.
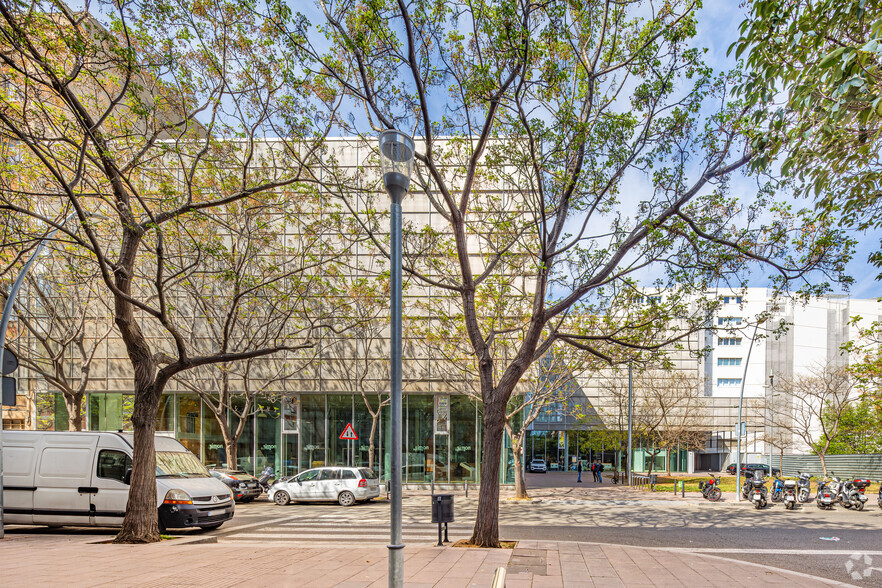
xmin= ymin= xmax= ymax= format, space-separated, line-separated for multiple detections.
xmin=124 ymin=468 xmax=132 ymax=485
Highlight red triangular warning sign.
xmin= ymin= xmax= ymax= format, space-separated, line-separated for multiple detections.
xmin=339 ymin=423 xmax=358 ymax=440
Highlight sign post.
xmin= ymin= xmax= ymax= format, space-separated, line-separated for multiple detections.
xmin=340 ymin=423 xmax=358 ymax=440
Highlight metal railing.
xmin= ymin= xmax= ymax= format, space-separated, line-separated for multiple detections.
xmin=632 ymin=475 xmax=651 ymax=490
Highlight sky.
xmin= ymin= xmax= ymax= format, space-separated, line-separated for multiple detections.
xmin=693 ymin=1 xmax=881 ymax=299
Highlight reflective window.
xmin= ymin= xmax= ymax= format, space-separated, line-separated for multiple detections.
xmin=300 ymin=395 xmax=326 ymax=470
xmin=341 ymin=469 xmax=357 ymax=480
xmin=97 ymin=450 xmax=131 ymax=483
xmin=319 ymin=468 xmax=339 ymax=481
xmin=449 ymin=396 xmax=477 ymax=483
xmin=406 ymin=395 xmax=433 ymax=483
xmin=297 ymin=469 xmax=320 ymax=482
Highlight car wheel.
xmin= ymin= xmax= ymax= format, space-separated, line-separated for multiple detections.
xmin=338 ymin=491 xmax=356 ymax=507
xmin=273 ymin=491 xmax=291 ymax=506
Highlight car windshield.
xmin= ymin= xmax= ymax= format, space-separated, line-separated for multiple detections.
xmin=155 ymin=451 xmax=209 ymax=478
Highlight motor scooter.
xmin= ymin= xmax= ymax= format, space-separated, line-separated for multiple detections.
xmin=816 ymin=475 xmax=836 ymax=510
xmin=783 ymin=478 xmax=798 ymax=510
xmin=699 ymin=474 xmax=722 ymax=501
xmin=845 ymin=478 xmax=871 ymax=511
xmin=258 ymin=466 xmax=276 ymax=493
xmin=770 ymin=475 xmax=785 ymax=502
xmin=749 ymin=474 xmax=768 ymax=509
xmin=796 ymin=471 xmax=812 ymax=503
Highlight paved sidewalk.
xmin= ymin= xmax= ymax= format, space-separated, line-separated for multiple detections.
xmin=0 ymin=532 xmax=848 ymax=587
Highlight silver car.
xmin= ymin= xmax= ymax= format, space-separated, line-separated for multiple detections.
xmin=269 ymin=467 xmax=380 ymax=506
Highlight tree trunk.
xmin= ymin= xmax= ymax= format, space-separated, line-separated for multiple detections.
xmin=223 ymin=436 xmax=238 ymax=470
xmin=647 ymin=449 xmax=658 ymax=476
xmin=65 ymin=393 xmax=84 ymax=431
xmin=368 ymin=412 xmax=378 ymax=471
xmin=818 ymin=452 xmax=827 ymax=477
xmin=470 ymin=400 xmax=504 ymax=547
xmin=114 ymin=376 xmax=161 ymax=543
xmin=511 ymin=434 xmax=527 ymax=499
xmin=664 ymin=448 xmax=671 ymax=475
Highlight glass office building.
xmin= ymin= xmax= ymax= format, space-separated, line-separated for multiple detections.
xmin=42 ymin=391 xmax=516 ymax=484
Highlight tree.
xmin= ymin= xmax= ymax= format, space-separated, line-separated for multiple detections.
xmin=320 ymin=276 xmax=391 ymax=472
xmin=633 ymin=369 xmax=706 ymax=475
xmin=0 ymin=1 xmax=340 ymax=543
xmin=733 ymin=1 xmax=882 ymax=245
xmin=285 ymin=0 xmax=850 ymax=546
xmin=770 ymin=363 xmax=857 ymax=476
xmin=503 ymin=351 xmax=586 ymax=499
xmin=815 ymin=395 xmax=882 ymax=455
xmin=1 ymin=255 xmax=112 ymax=430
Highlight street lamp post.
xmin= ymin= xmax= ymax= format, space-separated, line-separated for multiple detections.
xmin=735 ymin=320 xmax=764 ymax=502
xmin=378 ymin=129 xmax=414 ymax=588
xmin=627 ymin=364 xmax=633 ymax=486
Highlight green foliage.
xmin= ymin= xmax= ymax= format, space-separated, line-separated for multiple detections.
xmin=814 ymin=396 xmax=882 ymax=454
xmin=733 ymin=1 xmax=882 ymax=269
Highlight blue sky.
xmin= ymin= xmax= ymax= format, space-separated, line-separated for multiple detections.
xmin=694 ymin=1 xmax=880 ymax=299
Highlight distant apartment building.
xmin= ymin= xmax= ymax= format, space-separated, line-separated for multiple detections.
xmin=524 ymin=289 xmax=882 ymax=474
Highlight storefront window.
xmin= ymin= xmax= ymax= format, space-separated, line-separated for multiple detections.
xmin=55 ymin=393 xmax=70 ymax=430
xmin=176 ymin=395 xmax=202 ymax=459
xmin=327 ymin=394 xmax=354 ymax=467
xmin=230 ymin=397 xmax=254 ymax=473
xmin=157 ymin=394 xmax=175 ymax=433
xmin=406 ymin=395 xmax=433 ymax=483
xmin=89 ymin=393 xmax=122 ymax=431
xmin=300 ymin=394 xmax=326 ymax=470
xmin=449 ymin=396 xmax=477 ymax=482
xmin=203 ymin=400 xmax=226 ymax=468
xmin=353 ymin=393 xmax=384 ymax=473
xmin=256 ymin=400 xmax=281 ymax=475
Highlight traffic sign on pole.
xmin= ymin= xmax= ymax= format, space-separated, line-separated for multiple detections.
xmin=1 ymin=347 xmax=17 ymax=375
xmin=339 ymin=423 xmax=358 ymax=440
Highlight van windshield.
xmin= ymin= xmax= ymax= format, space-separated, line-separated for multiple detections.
xmin=155 ymin=451 xmax=209 ymax=478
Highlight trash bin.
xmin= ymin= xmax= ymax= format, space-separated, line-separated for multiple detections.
xmin=431 ymin=494 xmax=454 ymax=523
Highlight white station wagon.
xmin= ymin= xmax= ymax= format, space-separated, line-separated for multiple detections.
xmin=268 ymin=466 xmax=380 ymax=506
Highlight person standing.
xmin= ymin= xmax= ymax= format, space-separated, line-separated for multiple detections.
xmin=597 ymin=460 xmax=604 ymax=484
xmin=590 ymin=460 xmax=598 ymax=482
xmin=577 ymin=460 xmax=583 ymax=483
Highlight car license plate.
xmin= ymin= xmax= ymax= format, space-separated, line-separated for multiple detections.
xmin=208 ymin=510 xmax=223 ymax=517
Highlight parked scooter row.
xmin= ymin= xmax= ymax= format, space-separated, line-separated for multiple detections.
xmin=815 ymin=473 xmax=871 ymax=510
xmin=736 ymin=471 xmax=881 ymax=511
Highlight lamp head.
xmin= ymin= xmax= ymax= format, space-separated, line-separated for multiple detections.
xmin=378 ymin=130 xmax=415 ymax=201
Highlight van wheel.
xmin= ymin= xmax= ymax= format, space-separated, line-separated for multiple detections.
xmin=274 ymin=491 xmax=290 ymax=506
xmin=338 ymin=491 xmax=355 ymax=507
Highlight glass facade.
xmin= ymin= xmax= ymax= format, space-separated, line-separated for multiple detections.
xmin=43 ymin=391 xmax=517 ymax=483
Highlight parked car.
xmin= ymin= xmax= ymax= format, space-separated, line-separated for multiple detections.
xmin=268 ymin=467 xmax=380 ymax=506
xmin=725 ymin=463 xmax=781 ymax=477
xmin=529 ymin=459 xmax=547 ymax=473
xmin=210 ymin=469 xmax=262 ymax=502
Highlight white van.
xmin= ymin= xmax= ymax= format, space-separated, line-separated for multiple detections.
xmin=2 ymin=431 xmax=234 ymax=531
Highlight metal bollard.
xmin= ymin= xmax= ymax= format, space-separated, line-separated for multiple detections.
xmin=681 ymin=481 xmax=685 ymax=498
xmin=464 ymin=480 xmax=468 ymax=497
xmin=490 ymin=567 xmax=506 ymax=588
xmin=431 ymin=479 xmax=435 ymax=495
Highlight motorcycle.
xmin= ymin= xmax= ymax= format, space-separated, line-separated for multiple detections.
xmin=749 ymin=474 xmax=768 ymax=509
xmin=770 ymin=475 xmax=785 ymax=502
xmin=844 ymin=478 xmax=870 ymax=511
xmin=816 ymin=475 xmax=838 ymax=510
xmin=741 ymin=477 xmax=752 ymax=500
xmin=783 ymin=478 xmax=798 ymax=510
xmin=699 ymin=474 xmax=722 ymax=502
xmin=796 ymin=471 xmax=812 ymax=503
xmin=258 ymin=466 xmax=276 ymax=494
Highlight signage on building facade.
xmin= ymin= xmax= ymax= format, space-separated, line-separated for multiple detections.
xmin=435 ymin=394 xmax=449 ymax=434
xmin=282 ymin=396 xmax=299 ymax=434
xmin=1 ymin=347 xmax=18 ymax=375
xmin=340 ymin=422 xmax=358 ymax=440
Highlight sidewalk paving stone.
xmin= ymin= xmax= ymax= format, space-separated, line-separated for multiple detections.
xmin=0 ymin=531 xmax=846 ymax=587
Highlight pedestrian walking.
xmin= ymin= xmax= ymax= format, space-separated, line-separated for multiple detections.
xmin=590 ymin=460 xmax=598 ymax=482
xmin=597 ymin=460 xmax=604 ymax=484
xmin=577 ymin=460 xmax=582 ymax=483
